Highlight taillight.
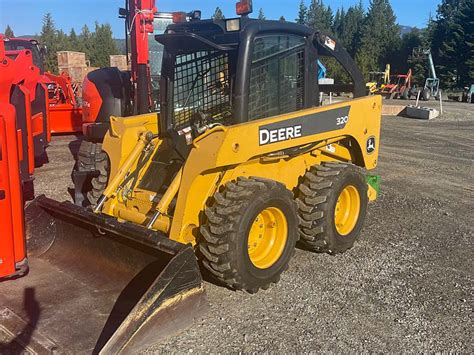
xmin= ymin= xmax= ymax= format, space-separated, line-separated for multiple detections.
xmin=172 ymin=12 xmax=187 ymax=23
xmin=236 ymin=0 xmax=253 ymax=16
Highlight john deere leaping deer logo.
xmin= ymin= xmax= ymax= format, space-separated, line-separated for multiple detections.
xmin=366 ymin=136 xmax=376 ymax=154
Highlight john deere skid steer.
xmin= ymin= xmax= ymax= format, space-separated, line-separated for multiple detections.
xmin=0 ymin=8 xmax=381 ymax=353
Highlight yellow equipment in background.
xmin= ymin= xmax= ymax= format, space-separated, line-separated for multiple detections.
xmin=366 ymin=64 xmax=391 ymax=94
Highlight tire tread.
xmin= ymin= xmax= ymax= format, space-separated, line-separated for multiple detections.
xmin=200 ymin=177 xmax=297 ymax=293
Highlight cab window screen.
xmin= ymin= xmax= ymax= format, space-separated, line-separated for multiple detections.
xmin=249 ymin=35 xmax=305 ymax=120
xmin=172 ymin=51 xmax=232 ymax=130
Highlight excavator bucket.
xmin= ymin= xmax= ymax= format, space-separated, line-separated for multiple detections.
xmin=0 ymin=196 xmax=208 ymax=353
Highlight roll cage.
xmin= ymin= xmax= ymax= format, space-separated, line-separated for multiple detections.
xmin=156 ymin=18 xmax=365 ymax=135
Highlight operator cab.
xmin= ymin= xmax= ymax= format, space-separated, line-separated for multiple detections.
xmin=156 ymin=12 xmax=365 ymax=141
xmin=134 ymin=2 xmax=370 ymax=228
xmin=368 ymin=72 xmax=385 ymax=86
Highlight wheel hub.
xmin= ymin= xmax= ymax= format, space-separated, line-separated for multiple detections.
xmin=334 ymin=185 xmax=361 ymax=236
xmin=247 ymin=207 xmax=288 ymax=269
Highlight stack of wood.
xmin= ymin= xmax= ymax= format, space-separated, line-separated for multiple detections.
xmin=110 ymin=55 xmax=130 ymax=71
xmin=57 ymin=51 xmax=99 ymax=84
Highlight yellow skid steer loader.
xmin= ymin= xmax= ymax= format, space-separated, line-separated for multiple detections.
xmin=0 ymin=9 xmax=381 ymax=353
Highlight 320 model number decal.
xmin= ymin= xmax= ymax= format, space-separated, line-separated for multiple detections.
xmin=336 ymin=115 xmax=349 ymax=126
xmin=258 ymin=106 xmax=351 ymax=145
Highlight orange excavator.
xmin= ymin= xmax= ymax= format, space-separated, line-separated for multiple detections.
xmin=3 ymin=37 xmax=83 ymax=134
xmin=0 ymin=36 xmax=51 ymax=198
xmin=0 ymin=102 xmax=28 ymax=280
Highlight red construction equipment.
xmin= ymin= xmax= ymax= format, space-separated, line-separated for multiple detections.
xmin=75 ymin=0 xmax=178 ymax=205
xmin=3 ymin=37 xmax=82 ymax=134
xmin=376 ymin=69 xmax=413 ymax=99
xmin=80 ymin=0 xmax=170 ymax=138
xmin=43 ymin=71 xmax=83 ymax=133
xmin=0 ymin=36 xmax=49 ymax=195
xmin=0 ymin=102 xmax=28 ymax=280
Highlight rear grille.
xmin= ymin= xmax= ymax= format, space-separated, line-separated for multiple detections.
xmin=172 ymin=51 xmax=232 ymax=130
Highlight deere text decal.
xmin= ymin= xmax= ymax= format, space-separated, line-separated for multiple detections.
xmin=258 ymin=106 xmax=351 ymax=145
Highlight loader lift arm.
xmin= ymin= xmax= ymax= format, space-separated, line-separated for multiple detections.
xmin=74 ymin=0 xmax=178 ymax=207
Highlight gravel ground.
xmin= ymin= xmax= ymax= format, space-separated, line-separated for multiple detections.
xmin=33 ymin=99 xmax=473 ymax=353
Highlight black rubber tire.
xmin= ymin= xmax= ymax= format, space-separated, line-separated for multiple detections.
xmin=199 ymin=177 xmax=298 ymax=293
xmin=296 ymin=162 xmax=368 ymax=255
xmin=76 ymin=141 xmax=109 ymax=205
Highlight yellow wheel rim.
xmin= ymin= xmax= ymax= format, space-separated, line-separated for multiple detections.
xmin=334 ymin=185 xmax=361 ymax=236
xmin=247 ymin=207 xmax=288 ymax=269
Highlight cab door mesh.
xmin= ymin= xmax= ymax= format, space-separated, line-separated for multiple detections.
xmin=172 ymin=51 xmax=232 ymax=130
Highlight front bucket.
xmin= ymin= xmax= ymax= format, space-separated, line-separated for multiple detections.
xmin=0 ymin=196 xmax=207 ymax=353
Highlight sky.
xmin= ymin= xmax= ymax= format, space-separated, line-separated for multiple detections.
xmin=0 ymin=0 xmax=441 ymax=38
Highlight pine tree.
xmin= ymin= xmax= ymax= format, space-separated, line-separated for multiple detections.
xmin=4 ymin=25 xmax=14 ymax=38
xmin=327 ymin=6 xmax=334 ymax=29
xmin=401 ymin=29 xmax=425 ymax=84
xmin=296 ymin=0 xmax=307 ymax=24
xmin=332 ymin=7 xmax=346 ymax=38
xmin=280 ymin=16 xmax=286 ymax=22
xmin=56 ymin=29 xmax=69 ymax=52
xmin=258 ymin=8 xmax=266 ymax=20
xmin=212 ymin=7 xmax=225 ymax=20
xmin=431 ymin=0 xmax=474 ymax=88
xmin=40 ymin=13 xmax=59 ymax=73
xmin=90 ymin=23 xmax=118 ymax=67
xmin=78 ymin=24 xmax=94 ymax=60
xmin=460 ymin=0 xmax=474 ymax=86
xmin=430 ymin=1 xmax=453 ymax=87
xmin=356 ymin=0 xmax=399 ymax=76
xmin=307 ymin=0 xmax=333 ymax=34
xmin=344 ymin=1 xmax=365 ymax=56
xmin=69 ymin=28 xmax=80 ymax=51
